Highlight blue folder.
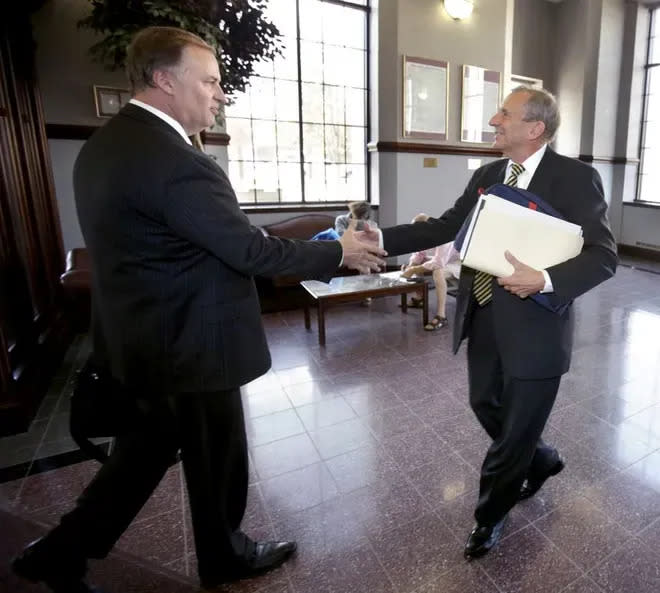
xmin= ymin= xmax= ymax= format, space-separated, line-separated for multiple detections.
xmin=453 ymin=183 xmax=574 ymax=314
xmin=311 ymin=228 xmax=340 ymax=241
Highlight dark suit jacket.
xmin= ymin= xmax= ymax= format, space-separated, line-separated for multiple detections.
xmin=74 ymin=104 xmax=342 ymax=394
xmin=382 ymin=148 xmax=617 ymax=379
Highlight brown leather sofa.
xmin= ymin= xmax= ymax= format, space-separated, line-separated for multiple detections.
xmin=256 ymin=214 xmax=349 ymax=313
xmin=58 ymin=214 xmax=345 ymax=326
xmin=60 ymin=247 xmax=92 ymax=331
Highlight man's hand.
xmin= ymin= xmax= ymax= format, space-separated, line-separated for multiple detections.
xmin=402 ymin=265 xmax=426 ymax=278
xmin=354 ymin=222 xmax=381 ymax=247
xmin=497 ymin=251 xmax=545 ymax=298
xmin=339 ymin=221 xmax=387 ymax=274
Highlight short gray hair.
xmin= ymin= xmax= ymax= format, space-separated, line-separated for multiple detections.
xmin=512 ymin=86 xmax=560 ymax=142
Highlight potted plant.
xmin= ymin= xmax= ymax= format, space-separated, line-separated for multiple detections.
xmin=78 ymin=0 xmax=282 ymax=98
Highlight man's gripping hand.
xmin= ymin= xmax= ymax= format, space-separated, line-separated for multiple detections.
xmin=497 ymin=251 xmax=545 ymax=298
xmin=339 ymin=220 xmax=387 ymax=274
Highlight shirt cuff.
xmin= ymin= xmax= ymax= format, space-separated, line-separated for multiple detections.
xmin=540 ymin=269 xmax=554 ymax=293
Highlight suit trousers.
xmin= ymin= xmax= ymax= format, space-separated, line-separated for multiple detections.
xmin=467 ymin=302 xmax=561 ymax=526
xmin=50 ymin=387 xmax=252 ymax=581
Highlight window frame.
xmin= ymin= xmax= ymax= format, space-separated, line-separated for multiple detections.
xmin=225 ymin=0 xmax=371 ymax=210
xmin=637 ymin=4 xmax=660 ymax=205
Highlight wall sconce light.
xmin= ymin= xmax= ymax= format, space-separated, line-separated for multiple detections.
xmin=444 ymin=0 xmax=474 ymax=20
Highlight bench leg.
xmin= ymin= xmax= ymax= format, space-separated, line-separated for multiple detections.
xmin=401 ymin=293 xmax=407 ymax=313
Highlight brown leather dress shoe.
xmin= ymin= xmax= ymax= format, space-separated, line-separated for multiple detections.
xmin=12 ymin=537 xmax=103 ymax=593
xmin=519 ymin=458 xmax=565 ymax=501
xmin=464 ymin=516 xmax=507 ymax=559
xmin=201 ymin=540 xmax=297 ymax=588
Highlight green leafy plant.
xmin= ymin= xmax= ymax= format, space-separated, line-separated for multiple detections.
xmin=77 ymin=0 xmax=283 ymax=97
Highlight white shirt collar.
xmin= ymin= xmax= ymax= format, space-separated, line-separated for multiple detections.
xmin=506 ymin=143 xmax=547 ymax=190
xmin=128 ymin=99 xmax=192 ymax=145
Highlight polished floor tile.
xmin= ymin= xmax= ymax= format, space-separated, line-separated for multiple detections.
xmin=307 ymin=417 xmax=376 ymax=459
xmin=581 ymin=470 xmax=660 ymax=532
xmin=251 ymin=433 xmax=321 ymax=480
xmin=477 ymin=524 xmax=582 ymax=593
xmin=324 ymin=442 xmax=400 ymax=493
xmin=588 ymin=537 xmax=660 ymax=593
xmin=368 ymin=512 xmax=463 ymax=591
xmin=259 ymin=462 xmax=340 ymax=522
xmin=533 ymin=495 xmax=631 ymax=572
xmin=2 ymin=261 xmax=660 ymax=591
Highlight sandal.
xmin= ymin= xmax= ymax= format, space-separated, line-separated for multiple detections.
xmin=424 ymin=315 xmax=448 ymax=331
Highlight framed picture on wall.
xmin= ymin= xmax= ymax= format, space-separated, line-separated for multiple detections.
xmin=461 ymin=65 xmax=501 ymax=143
xmin=402 ymin=55 xmax=449 ymax=140
xmin=93 ymin=85 xmax=130 ymax=118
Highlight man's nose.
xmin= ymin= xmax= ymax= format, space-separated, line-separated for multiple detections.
xmin=489 ymin=113 xmax=499 ymax=127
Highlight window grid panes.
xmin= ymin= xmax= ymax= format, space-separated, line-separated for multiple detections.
xmin=639 ymin=8 xmax=660 ymax=203
xmin=225 ymin=0 xmax=368 ymax=204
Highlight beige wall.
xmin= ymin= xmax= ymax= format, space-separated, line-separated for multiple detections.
xmin=373 ymin=0 xmax=509 ymax=233
xmin=374 ymin=0 xmax=511 ymax=145
xmin=395 ymin=0 xmax=508 ymax=144
xmin=512 ymin=0 xmax=558 ymax=92
xmin=553 ymin=0 xmax=591 ymax=157
xmin=32 ymin=0 xmax=128 ymax=125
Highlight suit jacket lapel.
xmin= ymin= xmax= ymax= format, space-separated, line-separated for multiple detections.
xmin=527 ymin=148 xmax=556 ymax=199
xmin=494 ymin=160 xmax=508 ymax=186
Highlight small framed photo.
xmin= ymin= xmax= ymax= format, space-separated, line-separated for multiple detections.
xmin=93 ymin=85 xmax=130 ymax=118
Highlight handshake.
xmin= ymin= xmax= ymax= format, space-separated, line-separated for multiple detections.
xmin=337 ymin=220 xmax=387 ymax=275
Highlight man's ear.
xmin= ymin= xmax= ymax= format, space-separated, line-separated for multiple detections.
xmin=528 ymin=120 xmax=546 ymax=142
xmin=152 ymin=69 xmax=177 ymax=96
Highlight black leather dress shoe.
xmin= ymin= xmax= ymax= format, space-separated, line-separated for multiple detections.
xmin=464 ymin=517 xmax=507 ymax=559
xmin=519 ymin=458 xmax=565 ymax=501
xmin=12 ymin=538 xmax=103 ymax=593
xmin=201 ymin=540 xmax=297 ymax=588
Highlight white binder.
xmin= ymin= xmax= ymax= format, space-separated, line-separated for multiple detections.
xmin=460 ymin=194 xmax=584 ymax=277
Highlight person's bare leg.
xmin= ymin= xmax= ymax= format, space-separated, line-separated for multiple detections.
xmin=432 ymin=268 xmax=448 ymax=318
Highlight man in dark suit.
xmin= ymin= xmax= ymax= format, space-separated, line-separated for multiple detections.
xmin=366 ymin=87 xmax=617 ymax=558
xmin=12 ymin=27 xmax=386 ymax=593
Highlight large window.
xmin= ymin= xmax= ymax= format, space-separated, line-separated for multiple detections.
xmin=225 ymin=0 xmax=369 ymax=205
xmin=639 ymin=7 xmax=660 ymax=203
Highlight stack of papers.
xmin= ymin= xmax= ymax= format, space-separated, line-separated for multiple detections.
xmin=460 ymin=194 xmax=583 ymax=277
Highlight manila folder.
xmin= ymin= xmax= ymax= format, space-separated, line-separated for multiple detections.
xmin=461 ymin=194 xmax=584 ymax=277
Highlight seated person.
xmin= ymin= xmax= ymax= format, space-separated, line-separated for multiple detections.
xmin=401 ymin=213 xmax=460 ymax=331
xmin=335 ymin=201 xmax=377 ymax=236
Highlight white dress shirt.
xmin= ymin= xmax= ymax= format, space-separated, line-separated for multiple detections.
xmin=128 ymin=99 xmax=192 ymax=146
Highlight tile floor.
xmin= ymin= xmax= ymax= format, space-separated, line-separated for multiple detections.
xmin=2 ymin=262 xmax=660 ymax=592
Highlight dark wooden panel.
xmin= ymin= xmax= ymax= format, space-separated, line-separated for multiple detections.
xmin=46 ymin=125 xmax=232 ymax=147
xmin=578 ymin=154 xmax=640 ymax=165
xmin=199 ymin=130 xmax=230 ymax=146
xmin=367 ymin=141 xmax=503 ymax=157
xmin=45 ymin=123 xmax=99 ymax=140
xmin=618 ymin=243 xmax=660 ymax=262
xmin=0 ymin=10 xmax=71 ymax=436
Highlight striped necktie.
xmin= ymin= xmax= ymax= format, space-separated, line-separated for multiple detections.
xmin=472 ymin=162 xmax=525 ymax=306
